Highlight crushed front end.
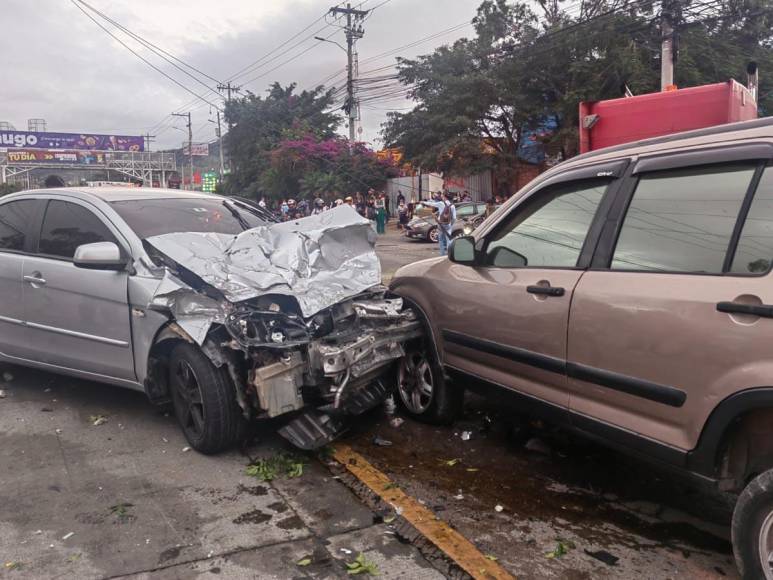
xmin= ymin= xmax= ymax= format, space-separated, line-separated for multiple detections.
xmin=144 ymin=206 xmax=422 ymax=449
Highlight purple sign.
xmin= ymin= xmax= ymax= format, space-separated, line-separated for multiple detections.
xmin=0 ymin=130 xmax=144 ymax=152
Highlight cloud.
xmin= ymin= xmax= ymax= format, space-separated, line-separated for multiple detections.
xmin=1 ymin=0 xmax=479 ymax=149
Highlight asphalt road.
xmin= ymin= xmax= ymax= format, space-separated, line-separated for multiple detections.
xmin=0 ymin=225 xmax=740 ymax=579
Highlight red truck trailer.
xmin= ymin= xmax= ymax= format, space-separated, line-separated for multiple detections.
xmin=579 ymin=79 xmax=758 ymax=153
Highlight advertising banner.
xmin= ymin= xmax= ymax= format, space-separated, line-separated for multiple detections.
xmin=7 ymin=149 xmax=106 ymax=164
xmin=0 ymin=130 xmax=143 ymax=151
xmin=183 ymin=142 xmax=209 ymax=156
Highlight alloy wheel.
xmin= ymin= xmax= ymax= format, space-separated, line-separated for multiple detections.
xmin=759 ymin=510 xmax=773 ymax=580
xmin=172 ymin=360 xmax=206 ymax=439
xmin=398 ymin=350 xmax=434 ymax=414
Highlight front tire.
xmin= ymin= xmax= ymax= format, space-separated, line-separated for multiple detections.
xmin=169 ymin=342 xmax=245 ymax=454
xmin=733 ymin=469 xmax=773 ymax=579
xmin=396 ymin=338 xmax=462 ymax=425
xmin=427 ymin=227 xmax=439 ymax=244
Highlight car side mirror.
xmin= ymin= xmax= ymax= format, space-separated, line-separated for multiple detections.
xmin=73 ymin=242 xmax=126 ymax=271
xmin=448 ymin=235 xmax=477 ymax=265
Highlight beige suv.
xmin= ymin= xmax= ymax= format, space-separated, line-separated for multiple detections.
xmin=390 ymin=117 xmax=773 ymax=578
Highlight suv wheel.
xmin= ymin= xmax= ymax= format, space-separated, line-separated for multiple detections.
xmin=169 ymin=342 xmax=245 ymax=454
xmin=427 ymin=227 xmax=439 ymax=243
xmin=396 ymin=339 xmax=462 ymax=424
xmin=733 ymin=469 xmax=773 ymax=579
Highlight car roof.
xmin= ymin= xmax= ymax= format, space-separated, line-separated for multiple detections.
xmin=8 ymin=187 xmax=223 ymax=203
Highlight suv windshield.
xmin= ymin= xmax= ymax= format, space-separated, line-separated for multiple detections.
xmin=110 ymin=198 xmax=267 ymax=239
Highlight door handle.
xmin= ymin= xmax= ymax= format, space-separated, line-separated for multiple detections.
xmin=527 ymin=285 xmax=565 ymax=297
xmin=23 ymin=275 xmax=46 ymax=286
xmin=717 ymin=301 xmax=773 ymax=318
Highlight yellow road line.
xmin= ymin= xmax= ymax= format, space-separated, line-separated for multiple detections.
xmin=332 ymin=444 xmax=515 ymax=580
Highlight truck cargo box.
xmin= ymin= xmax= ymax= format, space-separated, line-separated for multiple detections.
xmin=579 ymin=80 xmax=757 ymax=153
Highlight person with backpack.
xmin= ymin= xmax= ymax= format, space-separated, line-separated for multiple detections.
xmin=424 ymin=191 xmax=456 ymax=256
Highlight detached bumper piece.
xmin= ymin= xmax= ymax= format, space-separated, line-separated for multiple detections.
xmin=278 ymin=410 xmax=346 ymax=451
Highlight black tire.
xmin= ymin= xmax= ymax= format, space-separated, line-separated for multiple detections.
xmin=427 ymin=227 xmax=439 ymax=244
xmin=396 ymin=335 xmax=463 ymax=425
xmin=732 ymin=469 xmax=773 ymax=579
xmin=169 ymin=342 xmax=246 ymax=454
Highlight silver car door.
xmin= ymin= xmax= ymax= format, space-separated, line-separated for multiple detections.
xmin=22 ymin=199 xmax=135 ymax=380
xmin=0 ymin=198 xmax=39 ymax=358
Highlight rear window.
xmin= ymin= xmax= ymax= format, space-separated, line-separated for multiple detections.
xmin=0 ymin=199 xmax=37 ymax=252
xmin=110 ymin=198 xmax=266 ymax=239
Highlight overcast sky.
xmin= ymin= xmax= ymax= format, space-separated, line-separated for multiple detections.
xmin=2 ymin=0 xmax=482 ymax=150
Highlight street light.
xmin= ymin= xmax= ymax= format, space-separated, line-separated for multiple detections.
xmin=314 ymin=36 xmax=347 ymax=53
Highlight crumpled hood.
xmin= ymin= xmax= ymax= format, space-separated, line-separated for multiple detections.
xmin=146 ymin=205 xmax=381 ymax=318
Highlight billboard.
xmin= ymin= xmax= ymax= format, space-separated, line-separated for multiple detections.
xmin=182 ymin=142 xmax=209 ymax=156
xmin=7 ymin=149 xmax=106 ymax=165
xmin=0 ymin=130 xmax=143 ymax=151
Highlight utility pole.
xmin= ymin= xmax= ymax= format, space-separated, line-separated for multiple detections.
xmin=172 ymin=111 xmax=193 ymax=190
xmin=660 ymin=0 xmax=681 ymax=91
xmin=328 ymin=3 xmax=368 ymax=143
xmin=216 ymin=110 xmax=225 ymax=181
xmin=143 ymin=132 xmax=155 ymax=152
xmin=217 ymin=81 xmax=241 ymax=172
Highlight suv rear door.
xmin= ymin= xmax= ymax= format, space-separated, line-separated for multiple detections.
xmin=567 ymin=145 xmax=773 ymax=457
xmin=439 ymin=161 xmax=627 ymax=410
xmin=22 ymin=198 xmax=135 ymax=380
xmin=0 ymin=198 xmax=41 ymax=358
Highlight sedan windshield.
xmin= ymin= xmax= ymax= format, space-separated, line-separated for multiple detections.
xmin=110 ymin=198 xmax=267 ymax=239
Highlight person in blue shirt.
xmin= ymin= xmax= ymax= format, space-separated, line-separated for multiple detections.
xmin=423 ymin=191 xmax=457 ymax=256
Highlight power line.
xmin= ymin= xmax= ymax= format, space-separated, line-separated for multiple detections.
xmin=70 ymin=0 xmax=222 ymax=111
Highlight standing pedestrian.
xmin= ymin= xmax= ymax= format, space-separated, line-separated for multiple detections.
xmin=375 ymin=194 xmax=387 ymax=234
xmin=424 ymin=191 xmax=456 ymax=256
xmin=397 ymin=199 xmax=409 ymax=230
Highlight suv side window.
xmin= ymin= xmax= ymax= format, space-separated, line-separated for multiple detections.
xmin=484 ymin=179 xmax=608 ymax=268
xmin=0 ymin=200 xmax=37 ymax=252
xmin=612 ymin=163 xmax=757 ymax=273
xmin=730 ymin=166 xmax=773 ymax=274
xmin=38 ymin=200 xmax=118 ymax=260
xmin=456 ymin=204 xmax=476 ymax=218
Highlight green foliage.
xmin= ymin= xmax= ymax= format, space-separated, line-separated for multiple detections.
xmin=0 ymin=183 xmax=23 ymax=197
xmin=382 ymin=0 xmax=773 ymax=183
xmin=245 ymin=453 xmax=306 ymax=481
xmin=346 ymin=553 xmax=380 ymax=576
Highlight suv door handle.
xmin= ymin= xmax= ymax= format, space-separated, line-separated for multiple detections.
xmin=23 ymin=274 xmax=46 ymax=286
xmin=527 ymin=285 xmax=565 ymax=297
xmin=717 ymin=301 xmax=773 ymax=318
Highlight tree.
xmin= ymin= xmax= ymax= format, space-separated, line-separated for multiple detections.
xmin=224 ymin=83 xmax=341 ymax=197
xmin=0 ymin=183 xmax=22 ymax=197
xmin=382 ymin=0 xmax=773 ymax=190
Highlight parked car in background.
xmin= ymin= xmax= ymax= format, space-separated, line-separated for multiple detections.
xmin=390 ymin=117 xmax=773 ymax=578
xmin=404 ymin=201 xmax=485 ymax=242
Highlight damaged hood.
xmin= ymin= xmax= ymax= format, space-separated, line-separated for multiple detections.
xmin=146 ymin=205 xmax=381 ymax=318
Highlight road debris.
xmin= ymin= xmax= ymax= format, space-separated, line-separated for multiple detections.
xmin=389 ymin=417 xmax=404 ymax=428
xmin=346 ymin=553 xmax=380 ymax=576
xmin=245 ymin=453 xmax=305 ymax=482
xmin=494 ymin=505 xmax=504 ymax=513
xmin=2 ymin=372 xmax=13 ymax=382
xmin=66 ymin=553 xmax=81 ymax=563
xmin=372 ymin=435 xmax=393 ymax=447
xmin=109 ymin=502 xmax=135 ymax=523
xmin=89 ymin=414 xmax=108 ymax=426
xmin=546 ymin=539 xmax=576 ymax=559
xmin=440 ymin=458 xmax=461 ymax=467
xmin=62 ymin=532 xmax=75 ymax=540
xmin=524 ymin=437 xmax=551 ymax=455
xmin=460 ymin=431 xmax=472 ymax=441
xmin=340 ymin=548 xmax=353 ymax=555
xmin=584 ymin=548 xmax=619 ymax=566
xmin=297 ymin=557 xmax=312 ymax=567
xmin=3 ymin=561 xmax=23 ymax=571
xmin=182 ymin=447 xmax=191 ymax=452
xmin=0 ymin=389 xmax=6 ymax=399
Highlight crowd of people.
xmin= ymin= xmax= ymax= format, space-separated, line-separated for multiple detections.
xmin=256 ymin=186 xmax=510 ymax=256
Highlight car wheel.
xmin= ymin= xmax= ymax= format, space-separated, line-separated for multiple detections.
xmin=428 ymin=227 xmax=439 ymax=243
xmin=169 ymin=342 xmax=245 ymax=454
xmin=733 ymin=469 xmax=773 ymax=579
xmin=396 ymin=338 xmax=462 ymax=424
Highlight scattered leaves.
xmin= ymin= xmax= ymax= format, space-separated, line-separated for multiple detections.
xmin=296 ymin=557 xmax=312 ymax=567
xmin=439 ymin=458 xmax=461 ymax=467
xmin=546 ymin=539 xmax=576 ymax=559
xmin=109 ymin=502 xmax=135 ymax=522
xmin=66 ymin=553 xmax=81 ymax=563
xmin=89 ymin=414 xmax=108 ymax=426
xmin=245 ymin=454 xmax=306 ymax=482
xmin=485 ymin=554 xmax=498 ymax=561
xmin=382 ymin=482 xmax=399 ymax=491
xmin=383 ymin=514 xmax=397 ymax=524
xmin=346 ymin=553 xmax=379 ymax=576
xmin=4 ymin=561 xmax=23 ymax=571
xmin=465 ymin=468 xmax=479 ymax=472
